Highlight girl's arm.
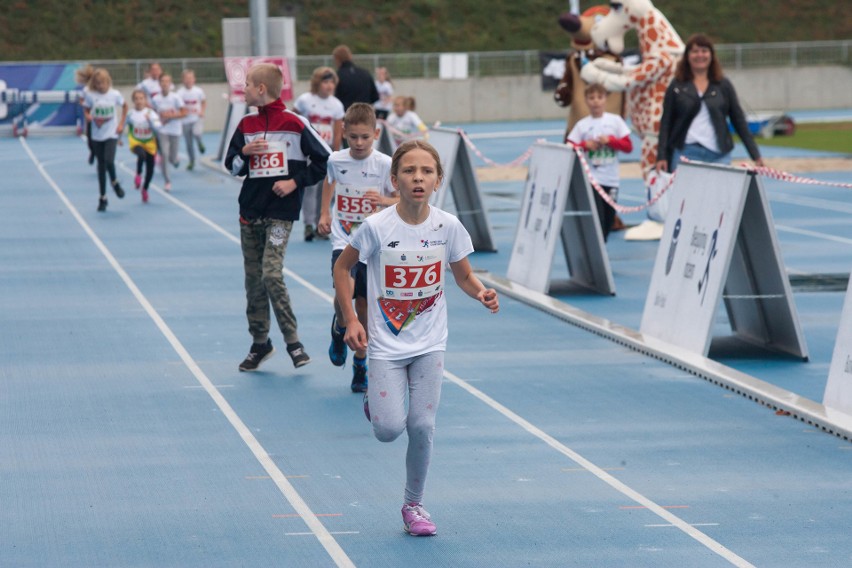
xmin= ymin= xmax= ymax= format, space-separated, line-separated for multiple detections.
xmin=332 ymin=118 xmax=343 ymax=152
xmin=117 ymin=102 xmax=128 ymax=135
xmin=605 ymin=134 xmax=633 ymax=153
xmin=449 ymin=257 xmax=499 ymax=313
xmin=333 ymin=246 xmax=369 ymax=350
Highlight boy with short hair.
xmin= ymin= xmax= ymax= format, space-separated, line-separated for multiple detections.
xmin=225 ymin=63 xmax=331 ymax=372
xmin=566 ymin=83 xmax=633 ymax=241
xmin=317 ymin=102 xmax=398 ymax=392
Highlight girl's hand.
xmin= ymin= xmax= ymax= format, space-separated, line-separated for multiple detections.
xmin=344 ymin=322 xmax=369 ymax=351
xmin=477 ymin=288 xmax=499 ymax=313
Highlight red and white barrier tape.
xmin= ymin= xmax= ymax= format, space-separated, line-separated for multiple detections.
xmin=740 ymin=163 xmax=852 ymax=189
xmin=457 ymin=129 xmax=537 ymax=168
xmin=379 ymin=119 xmax=427 ymax=143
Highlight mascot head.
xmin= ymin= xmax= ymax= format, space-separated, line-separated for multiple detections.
xmin=558 ymin=5 xmax=611 ymax=50
xmin=589 ymin=0 xmax=656 ymax=54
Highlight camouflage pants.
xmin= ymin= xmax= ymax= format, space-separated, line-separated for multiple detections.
xmin=240 ymin=218 xmax=299 ymax=344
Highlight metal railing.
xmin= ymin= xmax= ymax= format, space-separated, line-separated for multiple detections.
xmin=5 ymin=40 xmax=849 ymax=86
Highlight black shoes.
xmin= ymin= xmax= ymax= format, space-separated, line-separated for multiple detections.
xmin=287 ymin=341 xmax=312 ymax=368
xmin=239 ymin=339 xmax=275 ymax=372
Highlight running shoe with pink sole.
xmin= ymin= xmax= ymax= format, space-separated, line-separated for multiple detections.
xmin=401 ymin=503 xmax=437 ymax=536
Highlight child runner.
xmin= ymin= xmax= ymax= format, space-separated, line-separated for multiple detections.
xmin=317 ymin=102 xmax=398 ymax=393
xmin=566 ymin=83 xmax=633 ymax=241
xmin=82 ymin=68 xmax=127 ymax=212
xmin=136 ymin=62 xmax=164 ymax=106
xmin=152 ymin=73 xmax=186 ymax=192
xmin=386 ymin=95 xmax=428 ymax=146
xmin=293 ymin=66 xmax=344 ymax=241
xmin=333 ymin=140 xmax=499 ymax=536
xmin=225 ymin=63 xmax=331 ymax=372
xmin=126 ymin=89 xmax=162 ymax=203
xmin=373 ymin=66 xmax=393 ymax=120
xmin=74 ymin=64 xmax=96 ymax=165
xmin=177 ymin=69 xmax=207 ymax=171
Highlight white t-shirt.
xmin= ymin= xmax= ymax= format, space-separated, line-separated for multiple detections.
xmin=351 ymin=205 xmax=474 ymax=361
xmin=326 ymin=149 xmax=395 ymax=251
xmin=374 ymin=80 xmax=394 ymax=113
xmin=83 ymin=89 xmax=124 ymax=141
xmin=685 ymin=96 xmax=720 ymax=152
xmin=386 ymin=110 xmax=427 ymax=143
xmin=567 ymin=112 xmax=631 ymax=187
xmin=152 ymin=92 xmax=185 ymax=136
xmin=177 ymin=85 xmax=206 ymax=125
xmin=293 ymin=92 xmax=344 ymax=146
xmin=137 ymin=77 xmax=162 ymax=103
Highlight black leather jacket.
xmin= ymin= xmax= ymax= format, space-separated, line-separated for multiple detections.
xmin=657 ymin=77 xmax=761 ymax=169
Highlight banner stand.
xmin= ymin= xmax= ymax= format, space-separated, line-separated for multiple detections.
xmin=506 ymin=142 xmax=615 ymax=295
xmin=428 ymin=127 xmax=496 ymax=252
xmin=640 ymin=162 xmax=808 ymax=359
xmin=374 ymin=122 xmax=396 ymax=157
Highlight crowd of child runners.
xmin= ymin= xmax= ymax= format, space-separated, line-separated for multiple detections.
xmin=76 ymin=62 xmax=207 ymax=211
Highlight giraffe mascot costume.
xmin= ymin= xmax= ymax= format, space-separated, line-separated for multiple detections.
xmin=580 ymin=0 xmax=684 ymax=237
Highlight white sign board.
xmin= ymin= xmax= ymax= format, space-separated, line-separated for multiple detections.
xmin=506 ymin=142 xmax=614 ymax=295
xmin=824 ymin=271 xmax=852 ymax=416
xmin=640 ymin=162 xmax=807 ymax=359
xmin=428 ymin=127 xmax=496 ymax=252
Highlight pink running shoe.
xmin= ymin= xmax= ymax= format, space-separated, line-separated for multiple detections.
xmin=401 ymin=503 xmax=437 ymax=536
xmin=134 ymin=174 xmax=141 ymax=189
xmin=164 ymin=182 xmax=172 ymax=192
xmin=141 ymin=188 xmax=149 ymax=203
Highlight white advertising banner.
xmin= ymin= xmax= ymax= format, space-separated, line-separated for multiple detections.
xmin=640 ymin=162 xmax=807 ymax=359
xmin=641 ymin=163 xmax=749 ymax=354
xmin=506 ymin=143 xmax=572 ymax=292
xmin=824 ymin=272 xmax=852 ymax=416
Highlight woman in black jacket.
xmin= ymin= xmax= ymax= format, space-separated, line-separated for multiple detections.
xmin=656 ymin=34 xmax=764 ymax=173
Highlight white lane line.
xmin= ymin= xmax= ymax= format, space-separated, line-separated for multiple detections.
xmin=120 ymin=148 xmax=753 ymax=567
xmin=775 ymin=224 xmax=852 ymax=246
xmin=444 ymin=369 xmax=755 ymax=568
xmin=22 ymin=138 xmax=355 ymax=568
xmin=646 ymin=523 xmax=720 ymax=528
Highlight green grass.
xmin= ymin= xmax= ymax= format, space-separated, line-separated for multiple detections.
xmin=757 ymin=122 xmax=852 ymax=154
xmin=1 ymin=0 xmax=850 ymax=60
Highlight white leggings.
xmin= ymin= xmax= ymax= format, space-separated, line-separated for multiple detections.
xmin=368 ymin=351 xmax=444 ymax=504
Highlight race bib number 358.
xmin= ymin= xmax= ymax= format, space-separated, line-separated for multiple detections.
xmin=335 ymin=185 xmax=377 ymax=223
xmin=380 ymin=247 xmax=446 ymax=299
xmin=249 ymin=141 xmax=288 ymax=178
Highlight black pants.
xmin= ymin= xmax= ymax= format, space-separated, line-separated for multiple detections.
xmin=92 ymin=139 xmax=118 ymax=197
xmin=133 ymin=146 xmax=155 ymax=189
xmin=594 ymin=185 xmax=618 ymax=242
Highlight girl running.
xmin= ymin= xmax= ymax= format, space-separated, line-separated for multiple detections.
xmin=82 ymin=68 xmax=127 ymax=212
xmin=332 ymin=140 xmax=499 ymax=536
xmin=126 ymin=89 xmax=162 ymax=203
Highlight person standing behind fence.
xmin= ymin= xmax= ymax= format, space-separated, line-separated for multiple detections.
xmin=177 ymin=69 xmax=207 ymax=171
xmin=567 ymin=83 xmax=633 ymax=242
xmin=152 ymin=73 xmax=186 ymax=192
xmin=224 ymin=63 xmax=331 ymax=373
xmin=293 ymin=66 xmax=344 ymax=241
xmin=333 ymin=45 xmax=379 ymax=111
xmin=373 ymin=66 xmax=394 ymax=120
xmin=656 ymin=33 xmax=764 ymax=174
xmin=127 ymin=89 xmax=162 ymax=204
xmin=82 ymin=68 xmax=127 ymax=212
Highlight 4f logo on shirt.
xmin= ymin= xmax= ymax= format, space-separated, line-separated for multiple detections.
xmin=386 ymin=241 xmax=399 ymax=248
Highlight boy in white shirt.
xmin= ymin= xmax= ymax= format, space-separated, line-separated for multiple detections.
xmin=317 ymin=103 xmax=398 ymax=393
xmin=567 ymin=83 xmax=633 ymax=241
xmin=177 ymin=69 xmax=207 ymax=171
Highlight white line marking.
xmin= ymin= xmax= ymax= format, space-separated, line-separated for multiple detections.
xmin=443 ymin=369 xmax=755 ymax=567
xmin=23 ymin=138 xmax=355 ymax=568
xmin=645 ymin=523 xmax=720 ymax=528
xmin=286 ymin=531 xmax=360 ymax=536
xmin=775 ymin=224 xmax=852 ymax=246
xmin=106 ymin=143 xmax=750 ymax=567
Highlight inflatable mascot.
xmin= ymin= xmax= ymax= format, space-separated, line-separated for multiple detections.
xmin=553 ymin=5 xmax=625 ymax=139
xmin=580 ymin=0 xmax=684 ymax=189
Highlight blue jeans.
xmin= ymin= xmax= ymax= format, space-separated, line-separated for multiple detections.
xmin=671 ymin=143 xmax=731 ymax=171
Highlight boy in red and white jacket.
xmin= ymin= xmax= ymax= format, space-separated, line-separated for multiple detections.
xmin=567 ymin=83 xmax=633 ymax=242
xmin=225 ymin=63 xmax=331 ymax=372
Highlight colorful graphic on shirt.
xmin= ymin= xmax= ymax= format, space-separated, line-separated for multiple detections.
xmin=377 ymin=293 xmax=442 ymax=336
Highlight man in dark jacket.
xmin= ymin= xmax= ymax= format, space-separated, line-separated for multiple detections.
xmin=333 ymin=45 xmax=379 ymax=111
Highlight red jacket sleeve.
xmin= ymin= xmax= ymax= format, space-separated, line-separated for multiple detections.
xmin=607 ymin=134 xmax=633 ymax=153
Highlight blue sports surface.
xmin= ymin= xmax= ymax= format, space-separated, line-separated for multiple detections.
xmin=1 ymin=116 xmax=851 ymax=567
